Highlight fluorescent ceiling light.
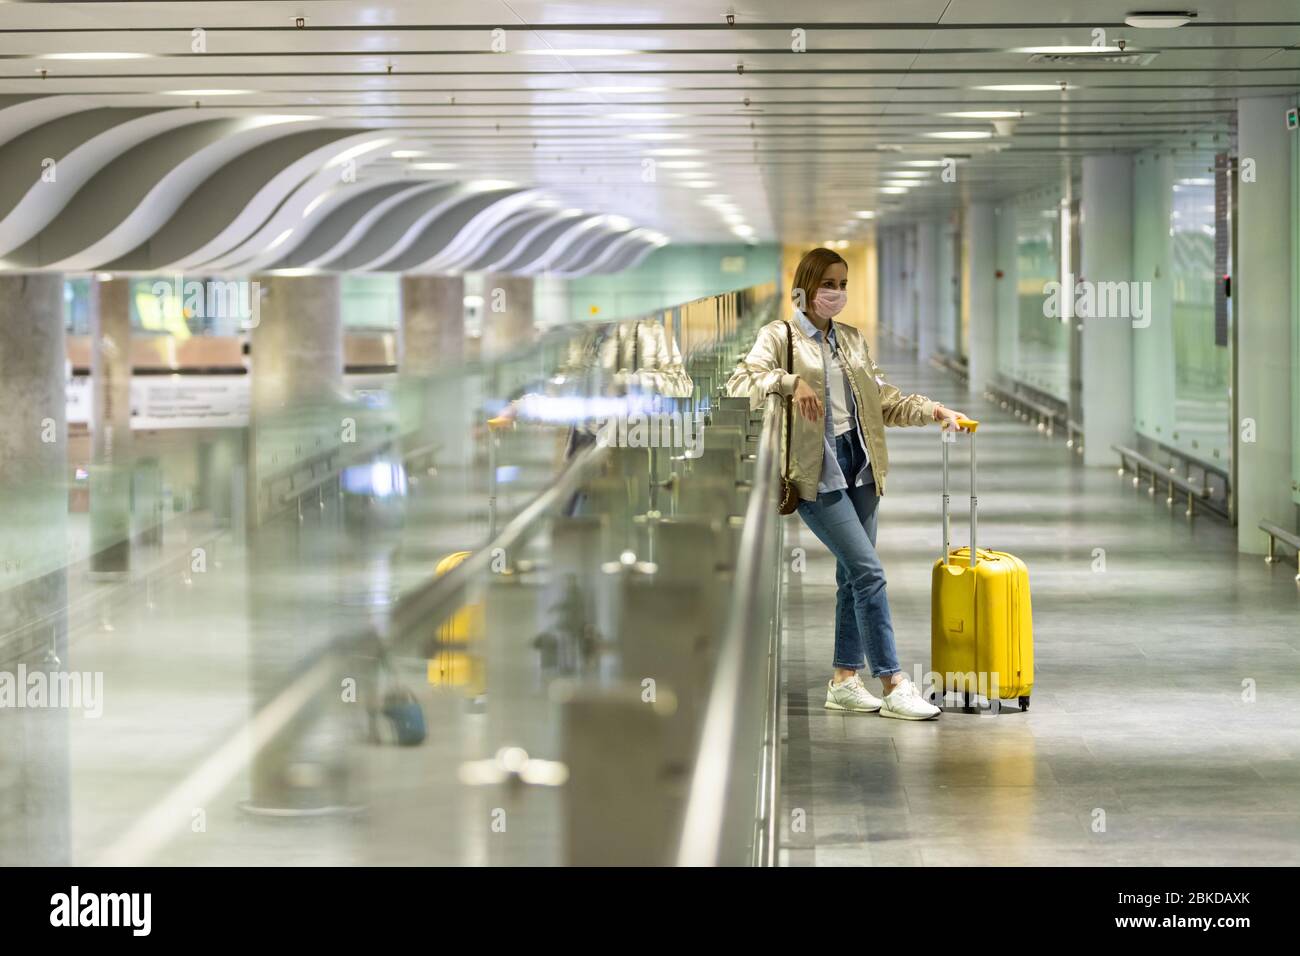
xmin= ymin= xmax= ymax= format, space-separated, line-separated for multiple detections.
xmin=897 ymin=160 xmax=947 ymax=167
xmin=1125 ymin=12 xmax=1195 ymax=28
xmin=391 ymin=149 xmax=429 ymax=158
xmin=1014 ymin=45 xmax=1125 ymax=54
xmin=880 ymin=187 xmax=908 ymax=195
xmin=607 ymin=112 xmax=682 ymax=121
xmin=882 ymin=182 xmax=915 ymax=189
xmin=41 ymin=52 xmax=152 ymax=60
xmin=517 ymin=48 xmax=638 ymax=56
xmin=944 ymin=110 xmax=1025 ymax=119
xmin=410 ymin=162 xmax=457 ymax=170
xmin=855 ymin=211 xmax=876 ymax=218
xmin=647 ymin=148 xmax=701 ymax=156
xmin=977 ymin=84 xmax=1073 ymax=92
xmin=925 ymin=130 xmax=994 ymax=139
xmin=580 ymin=85 xmax=666 ymax=94
xmin=162 ymin=89 xmax=252 ymax=96
xmin=886 ymin=170 xmax=930 ymax=178
xmin=684 ymin=181 xmax=716 ymax=189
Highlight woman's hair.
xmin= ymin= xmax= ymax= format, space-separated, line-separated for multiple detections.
xmin=791 ymin=247 xmax=847 ymax=313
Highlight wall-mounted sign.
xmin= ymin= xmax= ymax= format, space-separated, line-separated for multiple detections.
xmin=67 ymin=373 xmax=395 ymax=430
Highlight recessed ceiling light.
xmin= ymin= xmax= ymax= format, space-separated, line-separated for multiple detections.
xmin=977 ymin=84 xmax=1073 ymax=92
xmin=163 ymin=89 xmax=252 ymax=96
xmin=1125 ymin=12 xmax=1196 ymax=28
xmin=925 ymin=130 xmax=994 ymax=139
xmin=518 ymin=48 xmax=638 ymax=56
xmin=944 ymin=110 xmax=1026 ymax=119
xmin=40 ymin=52 xmax=152 ymax=60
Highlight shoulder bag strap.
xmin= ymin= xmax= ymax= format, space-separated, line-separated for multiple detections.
xmin=783 ymin=321 xmax=794 ymax=482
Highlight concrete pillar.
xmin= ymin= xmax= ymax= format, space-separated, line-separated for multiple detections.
xmin=245 ymin=274 xmax=357 ymax=813
xmin=994 ymin=205 xmax=1020 ymax=383
xmin=937 ymin=218 xmax=958 ymax=356
xmin=399 ymin=274 xmax=464 ymax=375
xmin=1079 ymin=155 xmax=1137 ymax=466
xmin=0 ymin=273 xmax=71 ymax=864
xmin=480 ymin=275 xmax=534 ymax=358
xmin=0 ymin=274 xmax=69 ymax=660
xmin=89 ymin=277 xmax=133 ymax=575
xmin=876 ymin=233 xmax=890 ymax=339
xmin=1236 ymin=96 xmax=1294 ymax=552
xmin=251 ymin=274 xmax=343 ymax=414
xmin=965 ymin=202 xmax=998 ymax=399
xmin=914 ymin=221 xmax=939 ymax=361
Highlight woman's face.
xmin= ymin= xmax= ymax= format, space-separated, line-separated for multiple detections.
xmin=819 ymin=261 xmax=848 ymax=293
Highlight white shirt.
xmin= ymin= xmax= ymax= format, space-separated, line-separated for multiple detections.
xmin=822 ymin=335 xmax=854 ymax=436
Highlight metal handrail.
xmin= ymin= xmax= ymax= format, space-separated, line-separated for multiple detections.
xmin=676 ymin=393 xmax=783 ymax=866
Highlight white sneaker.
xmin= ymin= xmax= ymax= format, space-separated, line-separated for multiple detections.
xmin=879 ymin=678 xmax=941 ymax=721
xmin=824 ymin=675 xmax=882 ymax=713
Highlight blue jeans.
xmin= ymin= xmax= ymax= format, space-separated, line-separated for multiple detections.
xmin=796 ymin=431 xmax=901 ymax=677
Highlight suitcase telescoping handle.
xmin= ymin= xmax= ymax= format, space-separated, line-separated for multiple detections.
xmin=941 ymin=417 xmax=981 ymax=568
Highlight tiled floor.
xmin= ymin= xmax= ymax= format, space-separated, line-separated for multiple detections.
xmin=778 ymin=345 xmax=1300 ymax=867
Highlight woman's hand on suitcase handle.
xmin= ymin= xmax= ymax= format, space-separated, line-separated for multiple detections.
xmin=793 ymin=378 xmax=823 ymax=422
xmin=934 ymin=405 xmax=969 ymax=432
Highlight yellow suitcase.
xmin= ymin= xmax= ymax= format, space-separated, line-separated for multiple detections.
xmin=930 ymin=421 xmax=1034 ymax=710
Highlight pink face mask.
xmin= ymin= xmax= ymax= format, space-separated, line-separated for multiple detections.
xmin=812 ymin=288 xmax=848 ymax=319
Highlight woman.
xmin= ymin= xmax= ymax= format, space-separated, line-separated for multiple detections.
xmin=727 ymin=247 xmax=968 ymax=720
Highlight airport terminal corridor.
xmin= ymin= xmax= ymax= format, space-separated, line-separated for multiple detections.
xmin=0 ymin=1 xmax=1297 ymax=890
xmin=779 ymin=345 xmax=1300 ymax=866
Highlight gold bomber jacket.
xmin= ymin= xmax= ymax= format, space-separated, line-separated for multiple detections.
xmin=726 ymin=317 xmax=938 ymax=500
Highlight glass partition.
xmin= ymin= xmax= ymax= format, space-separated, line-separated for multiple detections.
xmin=1 ymin=278 xmax=781 ymax=867
xmin=1009 ymin=187 xmax=1070 ymax=400
xmin=1133 ymin=148 xmax=1231 ymax=467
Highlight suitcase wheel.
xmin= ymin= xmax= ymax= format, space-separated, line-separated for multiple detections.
xmin=1018 ymin=696 xmax=1030 ymax=711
